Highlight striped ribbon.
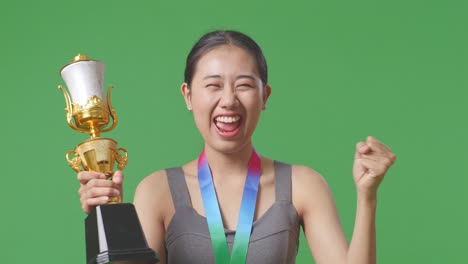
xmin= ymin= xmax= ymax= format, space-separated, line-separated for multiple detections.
xmin=198 ymin=149 xmax=261 ymax=264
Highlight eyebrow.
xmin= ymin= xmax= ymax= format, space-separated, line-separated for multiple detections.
xmin=203 ymin=75 xmax=222 ymax=80
xmin=202 ymin=74 xmax=256 ymax=80
xmin=236 ymin=75 xmax=256 ymax=81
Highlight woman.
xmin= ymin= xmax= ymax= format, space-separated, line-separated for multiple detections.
xmin=78 ymin=30 xmax=396 ymax=264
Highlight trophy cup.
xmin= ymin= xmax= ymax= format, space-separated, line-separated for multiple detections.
xmin=58 ymin=54 xmax=159 ymax=264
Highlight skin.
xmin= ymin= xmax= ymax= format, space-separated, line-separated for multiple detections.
xmin=77 ymin=45 xmax=396 ymax=264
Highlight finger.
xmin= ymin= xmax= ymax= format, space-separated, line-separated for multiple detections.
xmin=357 ymin=154 xmax=379 ymax=162
xmin=355 ymin=142 xmax=371 ymax=159
xmin=83 ymin=187 xmax=120 ymax=199
xmin=359 ymin=159 xmax=387 ymax=177
xmin=366 ymin=143 xmax=396 ymax=165
xmin=85 ymin=196 xmax=110 ymax=207
xmin=361 ymin=153 xmax=396 ymax=164
xmin=78 ymin=185 xmax=85 ymax=196
xmin=366 ymin=136 xmax=393 ymax=154
xmin=77 ymin=171 xmax=106 ymax=185
xmin=81 ymin=196 xmax=107 ymax=214
xmin=86 ymin=179 xmax=118 ymax=188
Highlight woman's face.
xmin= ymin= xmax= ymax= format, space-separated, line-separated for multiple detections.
xmin=181 ymin=45 xmax=271 ymax=154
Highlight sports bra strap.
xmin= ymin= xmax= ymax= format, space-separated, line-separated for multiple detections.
xmin=166 ymin=167 xmax=191 ymax=208
xmin=166 ymin=162 xmax=292 ymax=207
xmin=274 ymin=161 xmax=292 ymax=202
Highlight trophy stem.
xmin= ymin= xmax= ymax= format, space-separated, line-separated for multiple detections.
xmin=90 ymin=123 xmax=100 ymax=138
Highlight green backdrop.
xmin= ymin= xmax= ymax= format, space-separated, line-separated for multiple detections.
xmin=1 ymin=0 xmax=467 ymax=263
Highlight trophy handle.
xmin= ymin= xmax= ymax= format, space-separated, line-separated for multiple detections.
xmin=100 ymin=85 xmax=118 ymax=133
xmin=66 ymin=150 xmax=83 ymax=173
xmin=114 ymin=147 xmax=128 ymax=171
xmin=58 ymin=85 xmax=89 ymax=134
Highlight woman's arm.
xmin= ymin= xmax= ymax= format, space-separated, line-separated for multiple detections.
xmin=346 ymin=195 xmax=377 ymax=264
xmin=296 ymin=136 xmax=395 ymax=264
xmin=134 ymin=170 xmax=172 ymax=264
xmin=294 ymin=165 xmax=348 ymax=263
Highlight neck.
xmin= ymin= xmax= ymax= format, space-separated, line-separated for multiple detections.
xmin=202 ymin=142 xmax=254 ymax=181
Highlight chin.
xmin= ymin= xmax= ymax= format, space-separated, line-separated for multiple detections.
xmin=207 ymin=137 xmax=251 ymax=154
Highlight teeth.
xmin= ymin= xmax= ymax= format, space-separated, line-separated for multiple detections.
xmin=215 ymin=115 xmax=240 ymax=123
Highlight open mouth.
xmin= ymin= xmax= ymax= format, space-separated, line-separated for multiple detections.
xmin=214 ymin=115 xmax=241 ymax=138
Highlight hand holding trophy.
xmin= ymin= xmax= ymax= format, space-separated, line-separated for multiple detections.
xmin=58 ymin=54 xmax=159 ymax=264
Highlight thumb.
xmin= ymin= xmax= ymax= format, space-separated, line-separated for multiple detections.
xmin=355 ymin=142 xmax=366 ymax=160
xmin=113 ymin=171 xmax=124 ymax=186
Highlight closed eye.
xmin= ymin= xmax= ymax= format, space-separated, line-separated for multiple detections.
xmin=236 ymin=84 xmax=257 ymax=91
xmin=236 ymin=83 xmax=254 ymax=88
xmin=206 ymin=84 xmax=221 ymax=88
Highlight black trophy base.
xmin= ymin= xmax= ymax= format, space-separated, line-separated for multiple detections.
xmin=86 ymin=203 xmax=159 ymax=264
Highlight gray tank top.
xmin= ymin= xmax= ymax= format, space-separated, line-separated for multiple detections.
xmin=164 ymin=161 xmax=300 ymax=264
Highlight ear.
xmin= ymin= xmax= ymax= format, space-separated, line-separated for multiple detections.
xmin=262 ymin=84 xmax=272 ymax=110
xmin=180 ymin=82 xmax=192 ymax=110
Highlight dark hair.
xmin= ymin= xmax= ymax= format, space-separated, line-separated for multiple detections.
xmin=184 ymin=30 xmax=268 ymax=87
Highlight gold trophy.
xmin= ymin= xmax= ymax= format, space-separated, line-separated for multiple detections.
xmin=59 ymin=54 xmax=159 ymax=264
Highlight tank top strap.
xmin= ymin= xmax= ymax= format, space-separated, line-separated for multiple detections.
xmin=165 ymin=167 xmax=191 ymax=208
xmin=273 ymin=161 xmax=292 ymax=202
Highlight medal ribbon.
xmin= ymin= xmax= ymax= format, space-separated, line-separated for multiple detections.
xmin=198 ymin=149 xmax=261 ymax=264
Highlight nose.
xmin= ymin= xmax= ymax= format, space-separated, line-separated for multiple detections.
xmin=219 ymin=86 xmax=238 ymax=109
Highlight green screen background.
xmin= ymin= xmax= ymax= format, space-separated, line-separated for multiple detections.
xmin=1 ymin=0 xmax=467 ymax=263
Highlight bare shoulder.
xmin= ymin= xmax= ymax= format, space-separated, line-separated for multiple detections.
xmin=291 ymin=164 xmax=328 ymax=190
xmin=134 ymin=169 xmax=172 ymax=221
xmin=135 ymin=170 xmax=170 ymax=201
xmin=290 ymin=165 xmax=334 ymax=217
xmin=133 ymin=169 xmax=174 ymax=261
